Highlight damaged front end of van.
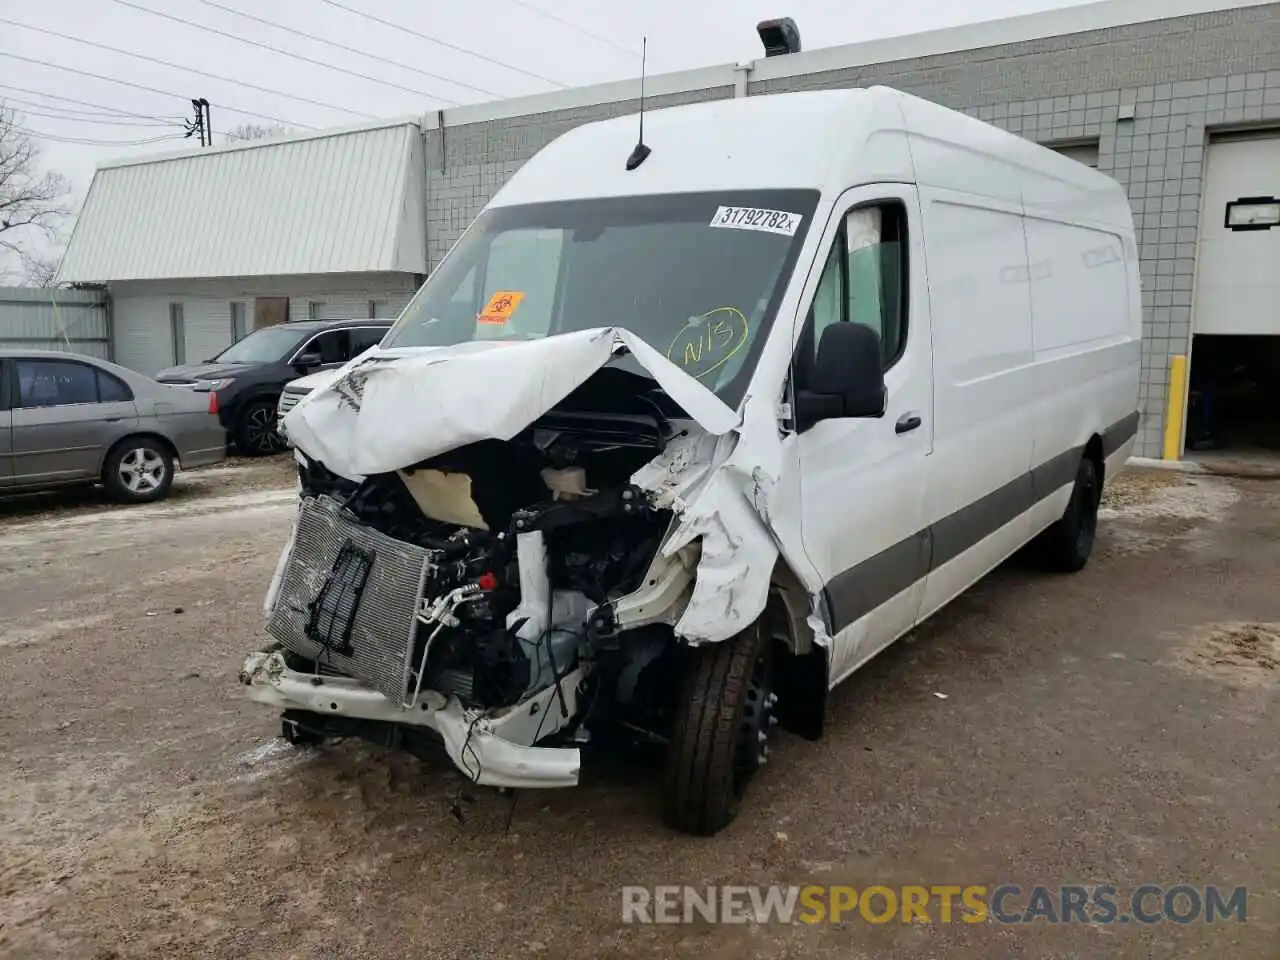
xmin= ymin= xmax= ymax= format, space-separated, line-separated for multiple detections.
xmin=239 ymin=326 xmax=826 ymax=833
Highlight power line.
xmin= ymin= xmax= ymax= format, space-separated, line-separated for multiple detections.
xmin=189 ymin=0 xmax=505 ymax=100
xmin=0 ymin=52 xmax=312 ymax=129
xmin=3 ymin=102 xmax=178 ymax=128
xmin=318 ymin=0 xmax=566 ymax=88
xmin=15 ymin=125 xmax=189 ymax=147
xmin=108 ymin=0 xmax=462 ymax=105
xmin=0 ymin=17 xmax=377 ymax=119
xmin=0 ymin=83 xmax=182 ymax=123
xmin=497 ymin=0 xmax=642 ymax=58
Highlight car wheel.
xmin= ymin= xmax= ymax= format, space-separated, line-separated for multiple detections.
xmin=102 ymin=438 xmax=174 ymax=504
xmin=235 ymin=400 xmax=282 ymax=456
xmin=662 ymin=620 xmax=777 ymax=836
xmin=1038 ymin=455 xmax=1101 ymax=573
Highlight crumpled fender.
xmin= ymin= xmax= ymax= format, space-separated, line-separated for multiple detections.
xmin=631 ymin=392 xmax=792 ymax=646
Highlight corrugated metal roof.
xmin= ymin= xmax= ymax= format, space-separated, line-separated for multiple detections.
xmin=57 ymin=121 xmax=425 ymax=283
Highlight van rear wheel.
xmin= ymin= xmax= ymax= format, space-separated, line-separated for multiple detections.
xmin=662 ymin=621 xmax=776 ymax=836
xmin=1038 ymin=455 xmax=1101 ymax=573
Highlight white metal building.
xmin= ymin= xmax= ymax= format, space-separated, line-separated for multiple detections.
xmin=56 ymin=119 xmax=426 ymax=375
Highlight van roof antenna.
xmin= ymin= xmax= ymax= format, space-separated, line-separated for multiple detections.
xmin=625 ymin=37 xmax=651 ymax=171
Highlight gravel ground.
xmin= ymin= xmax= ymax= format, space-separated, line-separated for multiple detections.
xmin=1 ymin=466 xmax=1278 ymax=959
xmin=0 ymin=454 xmax=298 ymax=526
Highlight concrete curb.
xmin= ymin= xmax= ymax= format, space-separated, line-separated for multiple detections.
xmin=1126 ymin=456 xmax=1206 ymax=473
xmin=1126 ymin=455 xmax=1280 ymax=481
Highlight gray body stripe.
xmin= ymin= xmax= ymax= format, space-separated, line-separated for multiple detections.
xmin=1102 ymin=411 xmax=1140 ymax=458
xmin=822 ymin=411 xmax=1138 ymax=634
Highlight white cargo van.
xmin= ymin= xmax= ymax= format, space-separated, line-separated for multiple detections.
xmin=241 ymin=86 xmax=1140 ymax=835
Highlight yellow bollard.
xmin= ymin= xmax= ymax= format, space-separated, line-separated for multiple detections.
xmin=1162 ymin=354 xmax=1188 ymax=461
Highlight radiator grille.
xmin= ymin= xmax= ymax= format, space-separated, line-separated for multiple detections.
xmin=267 ymin=495 xmax=431 ymax=702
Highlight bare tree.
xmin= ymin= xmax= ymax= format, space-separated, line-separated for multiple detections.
xmin=21 ymin=252 xmax=61 ymax=287
xmin=0 ymin=107 xmax=71 ymax=277
xmin=226 ymin=122 xmax=296 ymax=142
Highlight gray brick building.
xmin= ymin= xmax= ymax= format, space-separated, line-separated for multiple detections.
xmin=61 ymin=0 xmax=1280 ymax=459
xmin=419 ymin=0 xmax=1280 ymax=460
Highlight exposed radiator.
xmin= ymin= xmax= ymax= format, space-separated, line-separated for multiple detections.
xmin=266 ymin=494 xmax=431 ymax=702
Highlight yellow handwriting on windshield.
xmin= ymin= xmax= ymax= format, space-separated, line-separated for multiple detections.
xmin=666 ymin=306 xmax=750 ymax=381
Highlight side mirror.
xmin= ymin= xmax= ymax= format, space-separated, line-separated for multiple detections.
xmin=293 ymin=351 xmax=322 ymax=372
xmin=795 ymin=323 xmax=886 ymax=430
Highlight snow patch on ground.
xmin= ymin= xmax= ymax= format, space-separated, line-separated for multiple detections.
xmin=1172 ymin=621 xmax=1280 ymax=688
xmin=0 ymin=489 xmax=298 ymax=547
xmin=230 ymin=737 xmax=315 ymax=784
xmin=1098 ymin=473 xmax=1240 ymax=556
xmin=1099 ymin=476 xmax=1239 ymax=524
xmin=0 ymin=613 xmax=113 ymax=650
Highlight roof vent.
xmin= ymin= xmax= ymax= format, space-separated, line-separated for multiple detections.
xmin=756 ymin=18 xmax=801 ymax=57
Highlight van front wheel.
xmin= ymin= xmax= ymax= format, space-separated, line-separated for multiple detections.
xmin=1038 ymin=455 xmax=1101 ymax=573
xmin=662 ymin=621 xmax=776 ymax=836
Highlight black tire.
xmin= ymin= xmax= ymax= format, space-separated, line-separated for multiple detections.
xmin=662 ymin=622 xmax=776 ymax=836
xmin=1038 ymin=455 xmax=1101 ymax=573
xmin=101 ymin=437 xmax=174 ymax=504
xmin=235 ymin=399 xmax=282 ymax=456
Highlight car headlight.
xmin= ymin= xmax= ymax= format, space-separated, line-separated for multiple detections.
xmin=195 ymin=377 xmax=236 ymax=391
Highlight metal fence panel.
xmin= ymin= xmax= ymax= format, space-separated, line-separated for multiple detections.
xmin=0 ymin=287 xmax=111 ymax=360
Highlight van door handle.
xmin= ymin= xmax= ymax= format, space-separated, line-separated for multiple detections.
xmin=895 ymin=414 xmax=922 ymax=435
xmin=103 ymin=416 xmax=124 ymax=423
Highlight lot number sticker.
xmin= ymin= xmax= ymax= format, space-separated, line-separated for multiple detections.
xmin=477 ymin=290 xmax=525 ymax=325
xmin=710 ymin=206 xmax=803 ymax=236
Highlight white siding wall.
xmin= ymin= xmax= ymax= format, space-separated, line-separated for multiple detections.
xmin=111 ymin=295 xmax=175 ymax=374
xmin=109 ymin=272 xmax=421 ymax=375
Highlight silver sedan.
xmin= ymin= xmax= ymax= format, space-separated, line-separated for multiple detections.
xmin=0 ymin=349 xmax=226 ymax=503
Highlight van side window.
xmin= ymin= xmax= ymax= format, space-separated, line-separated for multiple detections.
xmin=810 ymin=234 xmax=846 ymax=356
xmin=799 ymin=201 xmax=907 ymax=381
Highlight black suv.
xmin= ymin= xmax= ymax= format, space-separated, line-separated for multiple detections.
xmin=154 ymin=318 xmax=392 ymax=455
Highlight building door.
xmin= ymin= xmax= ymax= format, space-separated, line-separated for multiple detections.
xmin=1193 ymin=134 xmax=1280 ymax=337
xmin=1185 ymin=133 xmax=1280 ymax=454
xmin=254 ymin=297 xmax=289 ymax=330
xmin=1050 ymin=142 xmax=1100 ymax=168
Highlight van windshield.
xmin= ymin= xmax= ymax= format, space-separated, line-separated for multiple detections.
xmin=381 ymin=189 xmax=819 ymax=407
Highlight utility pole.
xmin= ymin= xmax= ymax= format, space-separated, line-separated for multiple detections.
xmin=185 ymin=98 xmax=205 ymax=146
xmin=185 ymin=97 xmax=212 ymax=147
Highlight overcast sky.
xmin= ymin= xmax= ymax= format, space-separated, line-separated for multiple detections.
xmin=1 ymin=0 xmax=1094 ymax=275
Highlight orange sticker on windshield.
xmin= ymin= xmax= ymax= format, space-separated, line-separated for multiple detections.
xmin=477 ymin=291 xmax=524 ymax=325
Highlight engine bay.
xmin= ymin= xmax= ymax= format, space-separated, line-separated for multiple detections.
xmin=272 ymin=367 xmax=694 ymax=730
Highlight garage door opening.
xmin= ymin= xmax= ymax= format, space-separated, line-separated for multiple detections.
xmin=1184 ymin=133 xmax=1280 ymax=471
xmin=1186 ymin=334 xmax=1280 ymax=457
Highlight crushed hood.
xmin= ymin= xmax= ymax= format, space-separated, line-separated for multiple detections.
xmin=283 ymin=327 xmax=740 ymax=478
